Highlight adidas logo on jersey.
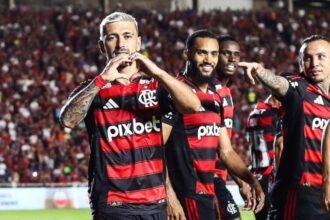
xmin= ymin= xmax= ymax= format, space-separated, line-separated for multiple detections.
xmin=103 ymin=99 xmax=119 ymax=110
xmin=314 ymin=95 xmax=324 ymax=105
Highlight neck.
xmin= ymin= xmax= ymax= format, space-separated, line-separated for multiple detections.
xmin=198 ymin=83 xmax=208 ymax=93
xmin=217 ymin=72 xmax=230 ymax=85
xmin=316 ymin=81 xmax=330 ymax=94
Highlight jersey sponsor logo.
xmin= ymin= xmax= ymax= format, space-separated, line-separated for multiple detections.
xmin=107 ymin=116 xmax=160 ymax=141
xmin=197 ymin=123 xmax=220 ymax=140
xmin=103 ymin=99 xmax=119 ymax=110
xmin=312 ymin=118 xmax=329 ymax=130
xmin=226 ymin=201 xmax=238 ymax=214
xmin=313 ymin=95 xmax=324 ymax=105
xmin=138 ymin=89 xmax=158 ymax=108
xmin=224 ymin=118 xmax=233 ymax=128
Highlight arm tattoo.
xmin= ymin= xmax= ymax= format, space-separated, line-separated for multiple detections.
xmin=256 ymin=69 xmax=289 ymax=97
xmin=60 ymin=81 xmax=99 ymax=127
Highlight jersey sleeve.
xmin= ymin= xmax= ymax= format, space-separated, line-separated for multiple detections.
xmin=277 ymin=76 xmax=307 ymax=109
xmin=157 ymin=84 xmax=179 ymax=126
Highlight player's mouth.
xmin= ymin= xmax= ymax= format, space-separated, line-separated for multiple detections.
xmin=226 ymin=63 xmax=236 ymax=71
xmin=200 ymin=64 xmax=214 ymax=72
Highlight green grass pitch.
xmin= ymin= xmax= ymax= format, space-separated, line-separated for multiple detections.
xmin=0 ymin=209 xmax=256 ymax=220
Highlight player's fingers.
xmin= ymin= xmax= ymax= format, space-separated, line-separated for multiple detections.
xmin=254 ymin=196 xmax=264 ymax=213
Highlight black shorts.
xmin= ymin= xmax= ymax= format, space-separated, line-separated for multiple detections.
xmin=179 ymin=194 xmax=217 ymax=220
xmin=269 ymin=186 xmax=330 ymax=220
xmin=214 ymin=177 xmax=240 ymax=220
xmin=98 ymin=210 xmax=166 ymax=220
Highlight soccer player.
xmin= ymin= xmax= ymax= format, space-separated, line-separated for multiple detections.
xmin=246 ymin=95 xmax=282 ymax=220
xmin=59 ymin=12 xmax=201 ymax=220
xmin=323 ymin=122 xmax=330 ymax=213
xmin=164 ymin=30 xmax=265 ymax=220
xmin=240 ymin=35 xmax=330 ymax=220
xmin=212 ymin=35 xmax=246 ymax=220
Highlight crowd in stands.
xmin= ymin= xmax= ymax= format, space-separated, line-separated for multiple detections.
xmin=0 ymin=4 xmax=329 ymax=184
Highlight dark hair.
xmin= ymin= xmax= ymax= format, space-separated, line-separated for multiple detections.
xmin=298 ymin=35 xmax=330 ymax=69
xmin=217 ymin=34 xmax=238 ymax=43
xmin=185 ymin=30 xmax=218 ymax=50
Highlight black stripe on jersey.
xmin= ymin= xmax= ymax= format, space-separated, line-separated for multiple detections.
xmin=191 ymin=148 xmax=217 ymax=160
xmin=305 ymin=139 xmax=322 ymax=151
xmin=108 ymin=172 xmax=164 ymax=192
xmin=196 ymin=171 xmax=215 ymax=183
xmin=104 ymin=146 xmax=164 ymax=166
xmin=202 ymin=100 xmax=221 ymax=114
xmin=304 ymin=162 xmax=322 ymax=174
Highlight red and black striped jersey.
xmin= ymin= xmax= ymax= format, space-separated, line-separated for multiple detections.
xmin=165 ymin=75 xmax=223 ymax=197
xmin=212 ymin=79 xmax=234 ymax=180
xmin=273 ymin=75 xmax=330 ymax=194
xmin=246 ymin=101 xmax=282 ymax=176
xmin=69 ymin=77 xmax=173 ymax=214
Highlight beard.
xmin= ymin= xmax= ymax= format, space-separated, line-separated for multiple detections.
xmin=188 ymin=61 xmax=216 ymax=84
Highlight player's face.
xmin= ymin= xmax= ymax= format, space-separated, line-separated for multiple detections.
xmin=302 ymin=40 xmax=330 ymax=83
xmin=217 ymin=41 xmax=240 ymax=77
xmin=99 ymin=21 xmax=141 ymax=60
xmin=189 ymin=37 xmax=219 ymax=81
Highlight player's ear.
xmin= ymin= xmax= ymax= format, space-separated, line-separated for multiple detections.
xmin=98 ymin=40 xmax=106 ymax=54
xmin=183 ymin=49 xmax=189 ymax=61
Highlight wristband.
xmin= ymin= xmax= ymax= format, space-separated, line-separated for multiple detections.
xmin=94 ymin=75 xmax=108 ymax=89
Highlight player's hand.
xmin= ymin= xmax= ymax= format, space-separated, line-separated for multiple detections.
xmin=100 ymin=53 xmax=133 ymax=82
xmin=166 ymin=189 xmax=186 ymax=220
xmin=250 ymin=179 xmax=265 ymax=213
xmin=238 ymin=62 xmax=265 ymax=85
xmin=323 ymin=179 xmax=330 ymax=212
xmin=239 ymin=182 xmax=253 ymax=211
xmin=129 ymin=52 xmax=165 ymax=78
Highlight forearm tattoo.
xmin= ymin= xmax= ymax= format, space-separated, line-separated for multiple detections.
xmin=257 ymin=69 xmax=288 ymax=96
xmin=61 ymin=82 xmax=99 ymax=127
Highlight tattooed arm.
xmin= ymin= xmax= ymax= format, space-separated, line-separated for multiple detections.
xmin=60 ymin=79 xmax=101 ymax=128
xmin=238 ymin=62 xmax=289 ymax=97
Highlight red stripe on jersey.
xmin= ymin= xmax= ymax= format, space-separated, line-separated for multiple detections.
xmin=226 ymin=128 xmax=233 ymax=138
xmin=193 ymin=160 xmax=216 ymax=172
xmin=196 ymin=181 xmax=214 ymax=195
xmin=183 ymin=113 xmax=221 ymax=126
xmin=185 ymin=198 xmax=194 ymax=220
xmin=269 ymin=149 xmax=275 ymax=159
xmin=100 ymin=133 xmax=161 ymax=153
xmin=259 ymin=116 xmax=273 ymax=126
xmin=216 ymin=84 xmax=231 ymax=97
xmin=223 ymin=107 xmax=234 ymax=118
xmin=284 ymin=189 xmax=297 ymax=220
xmin=107 ymin=159 xmax=163 ymax=179
xmin=300 ymin=172 xmax=322 ymax=187
xmin=187 ymin=136 xmax=219 ymax=149
xmin=99 ymin=80 xmax=159 ymax=98
xmin=304 ymin=125 xmax=323 ymax=141
xmin=304 ymin=101 xmax=330 ymax=118
xmin=304 ymin=149 xmax=322 ymax=163
xmin=107 ymin=185 xmax=165 ymax=204
xmin=214 ymin=168 xmax=228 ymax=179
xmin=264 ymin=133 xmax=275 ymax=143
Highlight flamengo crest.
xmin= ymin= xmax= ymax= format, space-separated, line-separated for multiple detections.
xmin=138 ymin=89 xmax=158 ymax=107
